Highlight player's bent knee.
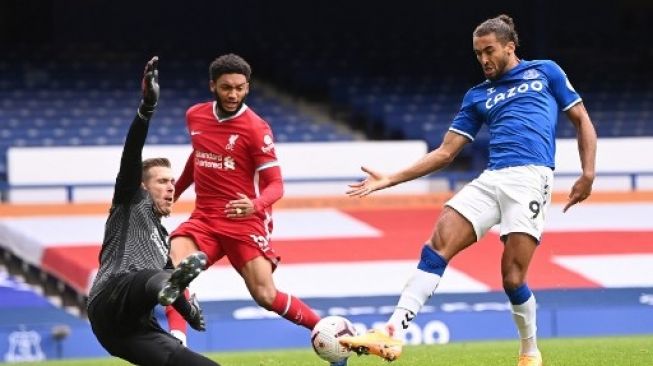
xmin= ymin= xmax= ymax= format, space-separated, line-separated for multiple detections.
xmin=254 ymin=292 xmax=277 ymax=309
xmin=251 ymin=287 xmax=277 ymax=308
xmin=502 ymin=274 xmax=526 ymax=291
xmin=144 ymin=272 xmax=170 ymax=298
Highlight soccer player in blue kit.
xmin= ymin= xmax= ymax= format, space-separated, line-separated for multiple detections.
xmin=339 ymin=14 xmax=597 ymax=366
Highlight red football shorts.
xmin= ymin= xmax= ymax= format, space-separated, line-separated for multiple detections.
xmin=170 ymin=218 xmax=280 ymax=270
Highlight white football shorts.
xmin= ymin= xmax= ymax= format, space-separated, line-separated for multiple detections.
xmin=445 ymin=165 xmax=553 ymax=242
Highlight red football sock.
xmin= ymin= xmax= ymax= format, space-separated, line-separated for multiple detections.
xmin=270 ymin=290 xmax=320 ymax=330
xmin=166 ymin=289 xmax=189 ymax=334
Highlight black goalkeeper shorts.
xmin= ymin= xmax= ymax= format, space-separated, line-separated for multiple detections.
xmin=88 ymin=270 xmax=184 ymax=366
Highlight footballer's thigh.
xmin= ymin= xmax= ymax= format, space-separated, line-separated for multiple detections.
xmin=124 ymin=269 xmax=167 ymax=316
xmin=430 ymin=207 xmax=478 ymax=260
xmin=442 ymin=170 xmax=502 ymax=259
xmin=170 ymin=219 xmax=223 ymax=267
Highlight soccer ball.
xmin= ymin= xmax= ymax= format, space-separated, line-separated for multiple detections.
xmin=310 ymin=316 xmax=357 ymax=362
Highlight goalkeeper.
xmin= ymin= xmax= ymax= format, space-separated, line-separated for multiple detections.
xmin=87 ymin=57 xmax=220 ymax=366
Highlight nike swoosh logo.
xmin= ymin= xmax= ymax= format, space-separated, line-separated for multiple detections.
xmin=190 ymin=131 xmax=202 ymax=136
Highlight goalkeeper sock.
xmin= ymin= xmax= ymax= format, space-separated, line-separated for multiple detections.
xmin=388 ymin=244 xmax=447 ymax=338
xmin=506 ymin=285 xmax=539 ymax=355
xmin=270 ymin=290 xmax=321 ymax=330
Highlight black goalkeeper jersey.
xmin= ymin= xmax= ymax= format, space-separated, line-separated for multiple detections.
xmin=88 ymin=115 xmax=171 ymax=305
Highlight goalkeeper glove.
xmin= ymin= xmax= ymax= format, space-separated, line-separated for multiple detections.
xmin=138 ymin=56 xmax=160 ymax=120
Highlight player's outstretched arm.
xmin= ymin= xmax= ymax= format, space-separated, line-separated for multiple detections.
xmin=563 ymin=102 xmax=597 ymax=213
xmin=347 ymin=131 xmax=468 ymax=197
xmin=113 ymin=57 xmax=160 ymax=204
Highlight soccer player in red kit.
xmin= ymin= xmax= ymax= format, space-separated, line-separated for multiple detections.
xmin=165 ymin=54 xmax=346 ymax=364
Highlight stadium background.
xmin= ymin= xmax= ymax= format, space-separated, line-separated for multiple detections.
xmin=0 ymin=0 xmax=652 ymax=363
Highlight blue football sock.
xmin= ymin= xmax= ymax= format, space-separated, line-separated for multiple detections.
xmin=505 ymin=283 xmax=532 ymax=305
xmin=417 ymin=244 xmax=448 ymax=276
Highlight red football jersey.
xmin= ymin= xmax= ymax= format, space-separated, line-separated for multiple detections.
xmin=182 ymin=101 xmax=280 ymax=233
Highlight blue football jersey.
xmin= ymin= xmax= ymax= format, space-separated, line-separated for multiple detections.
xmin=450 ymin=60 xmax=581 ymax=170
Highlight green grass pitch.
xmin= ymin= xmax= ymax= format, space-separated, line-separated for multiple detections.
xmin=16 ymin=335 xmax=652 ymax=366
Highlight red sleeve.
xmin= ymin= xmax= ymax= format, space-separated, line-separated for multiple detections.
xmin=249 ymin=119 xmax=278 ymax=167
xmin=174 ymin=152 xmax=194 ymax=201
xmin=252 ymin=165 xmax=284 ymax=213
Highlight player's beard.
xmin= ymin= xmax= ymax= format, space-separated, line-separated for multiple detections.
xmin=214 ymin=91 xmax=245 ymax=119
xmin=153 ymin=200 xmax=172 ymax=217
xmin=490 ymin=54 xmax=511 ymax=80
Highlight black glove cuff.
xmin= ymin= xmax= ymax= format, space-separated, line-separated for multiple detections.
xmin=137 ymin=100 xmax=157 ymax=120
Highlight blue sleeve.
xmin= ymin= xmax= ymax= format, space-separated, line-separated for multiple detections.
xmin=449 ymin=89 xmax=482 ymax=141
xmin=544 ymin=60 xmax=582 ymax=111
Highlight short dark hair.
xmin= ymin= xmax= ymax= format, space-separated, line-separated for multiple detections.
xmin=142 ymin=157 xmax=171 ymax=182
xmin=473 ymin=14 xmax=519 ymax=48
xmin=209 ymin=53 xmax=252 ymax=82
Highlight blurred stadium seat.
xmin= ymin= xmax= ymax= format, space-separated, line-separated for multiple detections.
xmin=0 ymin=53 xmax=358 ymax=182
